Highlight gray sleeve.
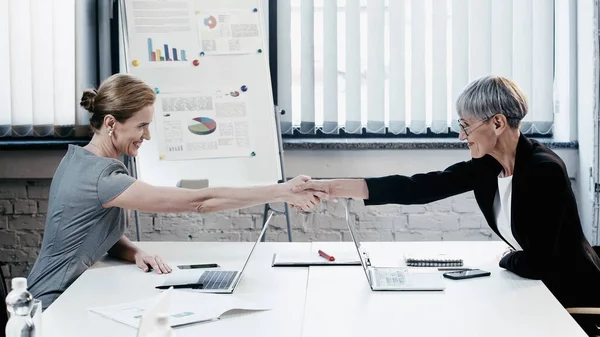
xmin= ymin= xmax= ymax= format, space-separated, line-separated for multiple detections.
xmin=97 ymin=162 xmax=136 ymax=205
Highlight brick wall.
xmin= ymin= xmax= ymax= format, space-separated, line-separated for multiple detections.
xmin=0 ymin=179 xmax=49 ymax=288
xmin=0 ymin=178 xmax=500 ymax=284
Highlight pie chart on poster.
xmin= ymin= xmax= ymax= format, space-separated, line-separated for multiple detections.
xmin=187 ymin=117 xmax=217 ymax=135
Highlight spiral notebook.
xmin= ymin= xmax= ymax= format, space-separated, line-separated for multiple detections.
xmin=404 ymin=253 xmax=463 ymax=267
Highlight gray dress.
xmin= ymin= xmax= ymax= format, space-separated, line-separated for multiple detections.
xmin=27 ymin=145 xmax=136 ymax=310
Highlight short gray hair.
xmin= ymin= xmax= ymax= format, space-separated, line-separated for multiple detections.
xmin=456 ymin=75 xmax=528 ymax=128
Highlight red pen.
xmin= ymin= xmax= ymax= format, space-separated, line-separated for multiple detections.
xmin=318 ymin=250 xmax=335 ymax=261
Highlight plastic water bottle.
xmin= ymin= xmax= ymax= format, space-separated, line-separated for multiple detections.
xmin=147 ymin=313 xmax=176 ymax=337
xmin=5 ymin=277 xmax=35 ymax=337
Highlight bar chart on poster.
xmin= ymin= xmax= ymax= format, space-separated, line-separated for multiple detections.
xmin=121 ymin=0 xmax=282 ymax=188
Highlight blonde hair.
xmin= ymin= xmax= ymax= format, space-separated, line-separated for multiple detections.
xmin=80 ymin=74 xmax=155 ymax=130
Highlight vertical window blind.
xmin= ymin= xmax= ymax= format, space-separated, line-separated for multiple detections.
xmin=276 ymin=0 xmax=555 ymax=136
xmin=0 ymin=0 xmax=98 ymax=139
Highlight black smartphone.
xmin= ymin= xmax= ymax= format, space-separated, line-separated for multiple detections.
xmin=443 ymin=269 xmax=491 ymax=280
xmin=177 ymin=263 xmax=219 ymax=269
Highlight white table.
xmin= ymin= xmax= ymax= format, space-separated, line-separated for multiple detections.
xmin=41 ymin=241 xmax=588 ymax=337
xmin=302 ymin=241 xmax=586 ymax=337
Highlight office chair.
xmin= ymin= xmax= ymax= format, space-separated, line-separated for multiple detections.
xmin=565 ymin=246 xmax=600 ymax=336
xmin=567 ymin=307 xmax=600 ymax=336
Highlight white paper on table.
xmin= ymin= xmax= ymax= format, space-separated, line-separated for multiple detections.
xmin=136 ymin=287 xmax=173 ymax=337
xmin=88 ymin=290 xmax=270 ymax=329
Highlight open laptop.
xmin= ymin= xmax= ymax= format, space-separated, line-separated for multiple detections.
xmin=160 ymin=211 xmax=273 ymax=294
xmin=343 ymin=200 xmax=445 ymax=291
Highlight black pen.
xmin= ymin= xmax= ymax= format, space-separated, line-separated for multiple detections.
xmin=155 ymin=283 xmax=204 ymax=290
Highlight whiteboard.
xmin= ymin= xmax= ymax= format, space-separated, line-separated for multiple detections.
xmin=121 ymin=0 xmax=281 ymax=188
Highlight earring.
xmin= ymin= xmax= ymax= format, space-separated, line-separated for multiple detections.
xmin=108 ymin=129 xmax=113 ymax=137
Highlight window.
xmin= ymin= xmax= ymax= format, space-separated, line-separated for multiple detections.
xmin=0 ymin=0 xmax=106 ymax=144
xmin=272 ymin=0 xmax=555 ymax=137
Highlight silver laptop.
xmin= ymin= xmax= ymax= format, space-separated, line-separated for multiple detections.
xmin=162 ymin=212 xmax=273 ymax=294
xmin=343 ymin=200 xmax=445 ymax=291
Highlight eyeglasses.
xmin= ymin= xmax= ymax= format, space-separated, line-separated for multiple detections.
xmin=457 ymin=116 xmax=493 ymax=136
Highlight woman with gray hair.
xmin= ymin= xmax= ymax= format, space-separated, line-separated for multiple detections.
xmin=293 ymin=75 xmax=600 ymax=335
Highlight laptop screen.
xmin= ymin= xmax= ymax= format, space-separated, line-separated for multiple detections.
xmin=343 ymin=199 xmax=372 ymax=284
xmin=230 ymin=210 xmax=273 ymax=288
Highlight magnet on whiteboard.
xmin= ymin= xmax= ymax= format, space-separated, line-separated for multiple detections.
xmin=154 ymin=87 xmax=160 ymax=94
xmin=199 ymin=51 xmax=205 ymax=56
xmin=132 ymin=60 xmax=140 ymax=66
xmin=241 ymin=85 xmax=248 ymax=92
xmin=250 ymin=151 xmax=256 ymax=157
xmin=257 ymin=49 xmax=262 ymax=53
xmin=193 ymin=59 xmax=200 ymax=66
xmin=159 ymin=154 xmax=165 ymax=160
xmin=253 ymin=8 xmax=258 ymax=12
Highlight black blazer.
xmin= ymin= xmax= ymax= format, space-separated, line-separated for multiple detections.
xmin=363 ymin=133 xmax=600 ymax=308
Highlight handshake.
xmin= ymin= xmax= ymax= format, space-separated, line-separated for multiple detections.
xmin=281 ymin=175 xmax=335 ymax=211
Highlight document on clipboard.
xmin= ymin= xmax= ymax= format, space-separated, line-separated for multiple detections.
xmin=271 ymin=251 xmax=361 ymax=267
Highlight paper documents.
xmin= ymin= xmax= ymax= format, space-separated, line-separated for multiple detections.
xmin=271 ymin=252 xmax=361 ymax=267
xmin=89 ymin=290 xmax=269 ymax=329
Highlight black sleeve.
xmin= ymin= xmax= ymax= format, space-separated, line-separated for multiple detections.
xmin=499 ymin=161 xmax=569 ymax=279
xmin=363 ymin=160 xmax=476 ymax=206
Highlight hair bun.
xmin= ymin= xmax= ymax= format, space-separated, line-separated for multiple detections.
xmin=80 ymin=89 xmax=98 ymax=112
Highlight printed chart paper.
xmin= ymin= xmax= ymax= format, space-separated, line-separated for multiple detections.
xmin=89 ymin=290 xmax=269 ymax=329
xmin=155 ymin=91 xmax=253 ymax=160
xmin=128 ymin=0 xmax=195 ymax=68
xmin=195 ymin=7 xmax=262 ymax=55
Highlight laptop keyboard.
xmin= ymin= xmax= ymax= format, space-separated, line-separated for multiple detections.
xmin=198 ymin=270 xmax=238 ymax=289
xmin=375 ymin=269 xmax=407 ymax=287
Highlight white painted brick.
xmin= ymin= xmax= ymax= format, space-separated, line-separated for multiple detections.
xmin=0 ymin=249 xmax=28 ymax=263
xmin=408 ymin=214 xmax=459 ymax=231
xmin=311 ymin=213 xmax=348 ymax=230
xmin=13 ymin=200 xmax=37 ymax=214
xmin=266 ymin=211 xmax=303 ymax=230
xmin=0 ymin=182 xmax=27 ymax=199
xmin=0 ymin=231 xmax=17 ymax=246
xmin=240 ymin=229 xmax=262 ymax=242
xmin=173 ymin=223 xmax=204 ymax=239
xmin=156 ymin=213 xmax=202 ymax=232
xmin=443 ymin=229 xmax=497 ymax=241
xmin=280 ymin=230 xmax=342 ymax=242
xmin=363 ymin=203 xmax=403 ymax=216
xmin=142 ymin=232 xmax=188 ymax=241
xmin=37 ymin=200 xmax=48 ymax=214
xmin=9 ymin=215 xmax=46 ymax=230
xmin=358 ymin=214 xmax=407 ymax=230
xmin=320 ymin=200 xmax=347 ymax=218
xmin=340 ymin=230 xmax=352 ymax=242
xmin=191 ymin=231 xmax=241 ymax=242
xmin=0 ymin=201 xmax=12 ymax=214
xmin=451 ymin=195 xmax=479 ymax=213
xmin=356 ymin=230 xmax=384 ymax=242
xmin=348 ymin=199 xmax=367 ymax=213
xmin=232 ymin=215 xmax=257 ymax=230
xmin=17 ymin=232 xmax=40 ymax=247
xmin=402 ymin=205 xmax=427 ymax=214
xmin=394 ymin=230 xmax=444 ymax=241
xmin=27 ymin=184 xmax=50 ymax=199
xmin=9 ymin=264 xmax=32 ymax=278
xmin=199 ymin=214 xmax=232 ymax=230
xmin=138 ymin=216 xmax=154 ymax=233
xmin=426 ymin=198 xmax=452 ymax=212
xmin=459 ymin=214 xmax=484 ymax=229
xmin=239 ymin=205 xmax=266 ymax=214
